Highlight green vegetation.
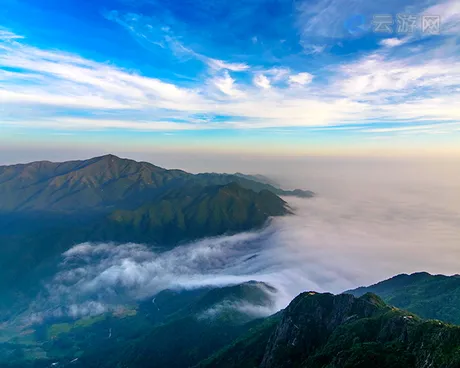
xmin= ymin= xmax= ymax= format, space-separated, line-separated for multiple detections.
xmin=0 ymin=282 xmax=276 ymax=368
xmin=0 ymin=154 xmax=310 ymax=213
xmin=199 ymin=292 xmax=460 ymax=368
xmin=349 ymin=272 xmax=460 ymax=325
xmin=0 ymin=154 xmax=308 ymax=321
xmin=96 ymin=182 xmax=288 ymax=244
xmin=4 ymin=281 xmax=460 ymax=368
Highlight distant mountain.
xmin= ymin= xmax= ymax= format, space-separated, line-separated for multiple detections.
xmin=0 ymin=154 xmax=312 ymax=213
xmin=234 ymin=173 xmax=281 ymax=188
xmin=198 ymin=291 xmax=460 ymax=368
xmin=0 ymin=154 xmax=188 ymax=212
xmin=196 ymin=172 xmax=315 ymax=198
xmin=348 ymin=272 xmax=460 ymax=325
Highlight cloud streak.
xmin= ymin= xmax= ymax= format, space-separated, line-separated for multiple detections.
xmin=1 ymin=0 xmax=460 ymax=136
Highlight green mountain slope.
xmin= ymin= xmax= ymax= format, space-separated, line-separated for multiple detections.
xmin=193 ymin=173 xmax=314 ymax=198
xmin=198 ymin=291 xmax=460 ymax=368
xmin=0 ymin=154 xmax=188 ymax=212
xmin=0 ymin=282 xmax=276 ymax=368
xmin=4 ymin=282 xmax=460 ymax=368
xmin=95 ymin=182 xmax=288 ymax=244
xmin=0 ymin=154 xmax=312 ymax=213
xmin=348 ymin=272 xmax=460 ymax=325
xmin=0 ymin=181 xmax=288 ymax=303
xmin=0 ymin=154 xmax=306 ymax=316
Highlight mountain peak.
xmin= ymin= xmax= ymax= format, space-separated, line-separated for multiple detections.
xmin=95 ymin=153 xmax=122 ymax=161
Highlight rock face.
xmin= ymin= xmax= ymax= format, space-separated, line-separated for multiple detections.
xmin=259 ymin=293 xmax=384 ymax=368
xmin=199 ymin=292 xmax=460 ymax=368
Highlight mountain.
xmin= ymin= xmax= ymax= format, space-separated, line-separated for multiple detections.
xmin=234 ymin=173 xmax=282 ymax=188
xmin=0 ymin=154 xmax=312 ymax=213
xmin=0 ymin=154 xmax=315 ymax=326
xmin=12 ymin=288 xmax=460 ymax=368
xmin=194 ymin=173 xmax=315 ymax=198
xmin=198 ymin=291 xmax=460 ymax=368
xmin=0 ymin=282 xmax=277 ymax=368
xmin=4 ymin=280 xmax=460 ymax=368
xmin=93 ymin=182 xmax=288 ymax=244
xmin=348 ymin=272 xmax=460 ymax=325
xmin=0 ymin=154 xmax=188 ymax=212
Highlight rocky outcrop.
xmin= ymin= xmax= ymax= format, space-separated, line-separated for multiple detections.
xmin=199 ymin=292 xmax=460 ymax=368
xmin=260 ymin=292 xmax=387 ymax=368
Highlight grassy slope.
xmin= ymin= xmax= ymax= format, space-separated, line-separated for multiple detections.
xmin=349 ymin=272 xmax=460 ymax=325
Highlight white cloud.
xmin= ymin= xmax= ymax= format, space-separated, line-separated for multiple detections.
xmin=1 ymin=27 xmax=460 ymax=132
xmin=422 ymin=0 xmax=460 ymax=35
xmin=206 ymin=58 xmax=249 ymax=72
xmin=211 ymin=71 xmax=245 ymax=98
xmin=0 ymin=29 xmax=24 ymax=41
xmin=362 ymin=122 xmax=460 ymax=133
xmin=288 ymin=72 xmax=314 ymax=86
xmin=265 ymin=67 xmax=290 ymax=81
xmin=379 ymin=38 xmax=407 ymax=48
xmin=301 ymin=43 xmax=327 ymax=55
xmin=24 ymin=159 xmax=460 ymax=320
xmin=253 ymin=74 xmax=271 ymax=89
xmin=4 ymin=117 xmax=205 ymax=131
xmin=338 ymin=53 xmax=460 ymax=96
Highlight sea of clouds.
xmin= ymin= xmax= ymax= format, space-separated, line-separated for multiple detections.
xmin=27 ymin=158 xmax=460 ymax=321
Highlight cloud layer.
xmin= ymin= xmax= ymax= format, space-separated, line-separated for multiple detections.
xmin=27 ymin=159 xmax=460 ymax=321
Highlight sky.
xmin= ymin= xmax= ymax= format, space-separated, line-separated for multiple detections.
xmin=1 ymin=0 xmax=460 ymax=159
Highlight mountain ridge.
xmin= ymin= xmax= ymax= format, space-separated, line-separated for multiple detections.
xmin=348 ymin=272 xmax=460 ymax=325
xmin=3 ymin=278 xmax=460 ymax=368
xmin=0 ymin=154 xmax=312 ymax=212
xmin=0 ymin=154 xmax=311 ymax=319
xmin=197 ymin=291 xmax=460 ymax=368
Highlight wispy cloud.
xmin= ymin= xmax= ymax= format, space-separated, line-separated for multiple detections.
xmin=288 ymin=72 xmax=314 ymax=86
xmin=301 ymin=43 xmax=327 ymax=55
xmin=362 ymin=122 xmax=460 ymax=133
xmin=206 ymin=58 xmax=249 ymax=72
xmin=253 ymin=74 xmax=271 ymax=89
xmin=1 ymin=12 xmax=460 ymax=134
xmin=379 ymin=38 xmax=408 ymax=48
xmin=0 ymin=29 xmax=24 ymax=41
xmin=210 ymin=71 xmax=246 ymax=98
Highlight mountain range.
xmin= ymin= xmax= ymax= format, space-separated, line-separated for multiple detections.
xmin=0 ymin=154 xmax=311 ymax=276
xmin=0 ymin=154 xmax=312 ymax=213
xmin=4 ymin=275 xmax=460 ymax=368
xmin=0 ymin=154 xmax=313 ymax=318
xmin=349 ymin=272 xmax=460 ymax=325
xmin=199 ymin=290 xmax=460 ymax=368
xmin=2 ymin=156 xmax=459 ymax=368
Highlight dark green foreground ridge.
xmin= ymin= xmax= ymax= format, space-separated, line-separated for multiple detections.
xmin=5 ymin=287 xmax=460 ymax=368
xmin=199 ymin=292 xmax=460 ymax=368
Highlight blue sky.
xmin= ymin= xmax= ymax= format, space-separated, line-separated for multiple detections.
xmin=0 ymin=0 xmax=460 ymax=158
